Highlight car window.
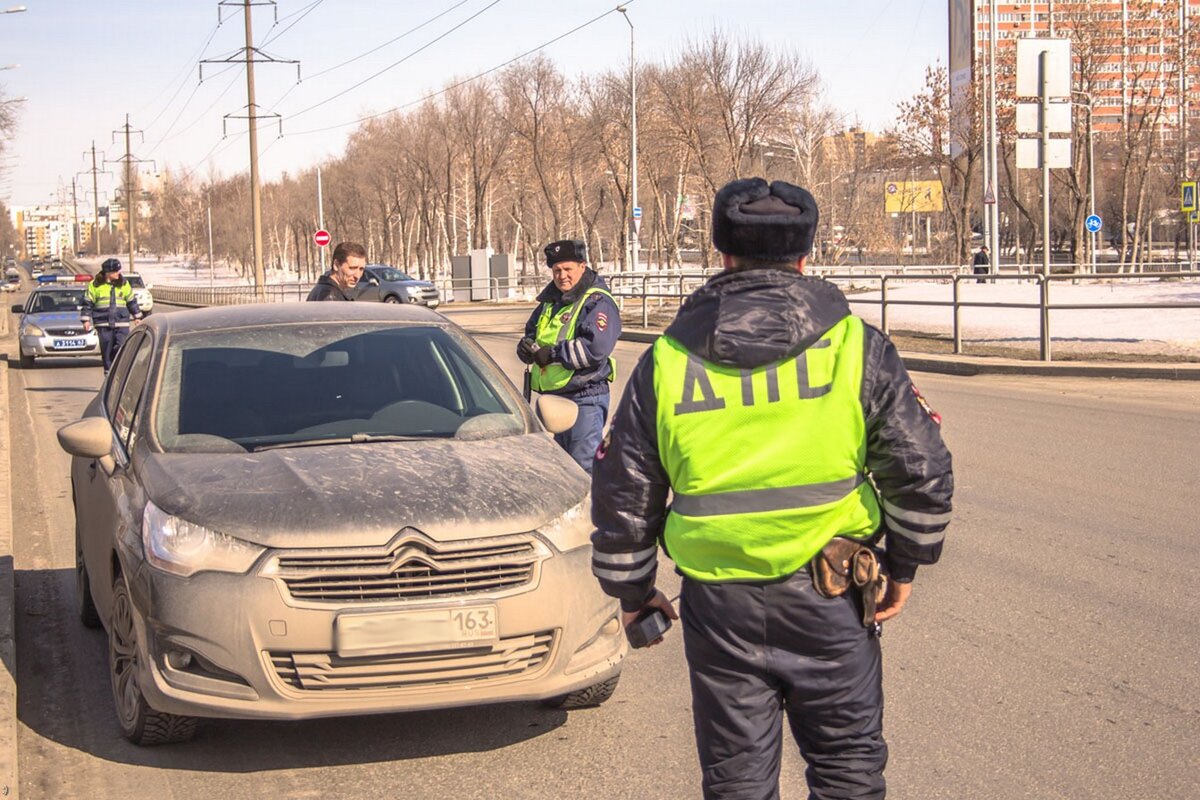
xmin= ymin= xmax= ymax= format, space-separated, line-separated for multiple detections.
xmin=112 ymin=336 xmax=152 ymax=451
xmin=104 ymin=332 xmax=146 ymax=416
xmin=373 ymin=267 xmax=412 ymax=282
xmin=125 ymin=275 xmax=145 ymax=288
xmin=155 ymin=322 xmax=528 ymax=452
xmin=29 ymin=290 xmax=84 ymax=314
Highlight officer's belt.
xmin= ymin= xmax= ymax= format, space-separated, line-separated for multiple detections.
xmin=671 ymin=475 xmax=864 ymax=517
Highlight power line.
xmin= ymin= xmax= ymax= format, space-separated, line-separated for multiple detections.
xmin=289 ymin=1 xmax=634 ymax=137
xmin=261 ymin=0 xmax=327 ymax=47
xmin=147 ymin=66 xmax=246 ymax=150
xmin=303 ymin=0 xmax=472 ymax=82
xmin=135 ymin=21 xmax=223 ymax=124
xmin=285 ymin=0 xmax=506 ymax=121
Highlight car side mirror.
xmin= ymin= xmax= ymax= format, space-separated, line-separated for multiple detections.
xmin=367 ymin=277 xmax=380 ymax=286
xmin=11 ymin=304 xmax=22 ymax=313
xmin=536 ymin=394 xmax=578 ymax=435
xmin=57 ymin=417 xmax=116 ymax=474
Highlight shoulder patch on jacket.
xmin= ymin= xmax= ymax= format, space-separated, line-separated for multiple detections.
xmin=596 ymin=311 xmax=609 ymax=331
xmin=912 ymin=383 xmax=941 ymax=425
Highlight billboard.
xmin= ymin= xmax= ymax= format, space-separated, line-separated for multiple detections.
xmin=948 ymin=0 xmax=975 ymax=158
xmin=885 ymin=181 xmax=945 ymax=213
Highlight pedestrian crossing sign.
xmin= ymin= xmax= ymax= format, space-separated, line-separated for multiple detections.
xmin=1183 ymin=181 xmax=1197 ymax=213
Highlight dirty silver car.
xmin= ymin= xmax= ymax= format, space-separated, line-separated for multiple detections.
xmin=58 ymin=303 xmax=624 ymax=745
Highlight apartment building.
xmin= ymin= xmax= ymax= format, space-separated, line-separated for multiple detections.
xmin=974 ymin=0 xmax=1199 ymax=132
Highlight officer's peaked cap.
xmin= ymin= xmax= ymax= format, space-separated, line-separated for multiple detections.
xmin=712 ymin=178 xmax=819 ymax=261
xmin=544 ymin=239 xmax=588 ymax=266
xmin=100 ymin=258 xmax=123 ymax=273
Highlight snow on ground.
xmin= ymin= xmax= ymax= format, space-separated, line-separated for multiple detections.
xmin=838 ymin=278 xmax=1200 ymax=357
xmin=79 ymin=254 xmax=1200 ymax=356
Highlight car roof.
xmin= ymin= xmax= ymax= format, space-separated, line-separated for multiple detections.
xmin=145 ymin=300 xmax=445 ymax=336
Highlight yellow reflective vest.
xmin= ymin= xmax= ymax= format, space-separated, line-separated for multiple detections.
xmin=652 ymin=314 xmax=881 ymax=582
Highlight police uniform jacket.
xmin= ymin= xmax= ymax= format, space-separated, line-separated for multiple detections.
xmin=521 ymin=269 xmax=621 ymax=399
xmin=306 ymin=273 xmax=358 ymax=301
xmin=590 ymin=266 xmax=954 ymax=611
xmin=82 ymin=278 xmax=141 ymax=328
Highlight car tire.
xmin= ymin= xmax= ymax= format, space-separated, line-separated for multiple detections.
xmin=540 ymin=674 xmax=620 ymax=710
xmin=75 ymin=523 xmax=101 ymax=629
xmin=108 ymin=575 xmax=197 ymax=745
xmin=383 ymin=295 xmax=401 ymax=304
xmin=18 ymin=352 xmax=34 ymax=369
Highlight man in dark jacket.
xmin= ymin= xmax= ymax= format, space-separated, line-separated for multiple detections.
xmin=590 ymin=179 xmax=954 ymax=800
xmin=972 ymin=244 xmax=990 ymax=283
xmin=517 ymin=239 xmax=621 ymax=474
xmin=306 ymin=241 xmax=366 ymax=301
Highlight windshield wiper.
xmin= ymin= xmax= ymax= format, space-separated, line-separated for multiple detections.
xmin=252 ymin=433 xmax=434 ymax=452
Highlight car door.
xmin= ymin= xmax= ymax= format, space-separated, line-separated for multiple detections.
xmin=356 ymin=267 xmax=382 ymax=301
xmin=80 ymin=331 xmax=153 ymax=616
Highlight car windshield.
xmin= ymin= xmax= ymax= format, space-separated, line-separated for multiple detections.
xmin=125 ymin=275 xmax=145 ymax=288
xmin=29 ymin=290 xmax=85 ymax=313
xmin=371 ymin=267 xmax=414 ymax=282
xmin=155 ymin=322 xmax=528 ymax=453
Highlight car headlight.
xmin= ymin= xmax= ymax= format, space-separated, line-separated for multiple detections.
xmin=535 ymin=494 xmax=593 ymax=553
xmin=142 ymin=501 xmax=265 ymax=577
xmin=21 ymin=322 xmax=45 ymax=337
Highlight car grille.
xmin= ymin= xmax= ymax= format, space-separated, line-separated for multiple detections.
xmin=270 ymin=534 xmax=542 ymax=603
xmin=268 ymin=630 xmax=556 ymax=691
xmin=44 ymin=327 xmax=85 ymax=336
xmin=413 ymin=286 xmax=439 ymax=302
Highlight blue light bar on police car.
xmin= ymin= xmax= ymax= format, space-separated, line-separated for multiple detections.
xmin=36 ymin=274 xmax=92 ymax=283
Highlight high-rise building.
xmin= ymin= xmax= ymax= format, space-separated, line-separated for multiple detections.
xmin=974 ymin=1 xmax=1199 ymax=132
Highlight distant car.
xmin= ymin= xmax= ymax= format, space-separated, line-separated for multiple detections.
xmin=124 ymin=272 xmax=154 ymax=314
xmin=12 ymin=278 xmax=101 ymax=368
xmin=358 ymin=265 xmax=440 ymax=308
xmin=1 ymin=281 xmax=17 ymax=293
xmin=56 ymin=302 xmax=622 ymax=745
xmin=31 ymin=267 xmax=43 ymax=279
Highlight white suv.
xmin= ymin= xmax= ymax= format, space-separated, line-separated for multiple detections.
xmin=124 ymin=272 xmax=154 ymax=314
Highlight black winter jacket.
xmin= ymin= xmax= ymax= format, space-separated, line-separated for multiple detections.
xmin=590 ymin=266 xmax=954 ymax=611
xmin=306 ymin=274 xmax=357 ymax=302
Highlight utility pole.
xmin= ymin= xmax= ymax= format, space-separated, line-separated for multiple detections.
xmin=79 ymin=142 xmax=110 ymax=257
xmin=618 ymin=5 xmax=638 ymax=272
xmin=70 ymin=177 xmax=79 ymax=255
xmin=988 ymin=0 xmax=1000 ymax=272
xmin=202 ymin=0 xmax=299 ymax=299
xmin=317 ymin=165 xmax=325 ymax=273
xmin=107 ymin=116 xmax=153 ymax=272
xmin=207 ymin=187 xmax=215 ymax=289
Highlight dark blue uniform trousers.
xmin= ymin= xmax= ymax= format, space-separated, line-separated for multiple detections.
xmin=552 ymin=392 xmax=609 ymax=475
xmin=97 ymin=327 xmax=128 ymax=372
xmin=681 ymin=569 xmax=887 ymax=800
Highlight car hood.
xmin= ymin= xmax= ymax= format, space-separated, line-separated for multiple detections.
xmin=24 ymin=310 xmax=85 ymax=326
xmin=138 ymin=433 xmax=589 ymax=548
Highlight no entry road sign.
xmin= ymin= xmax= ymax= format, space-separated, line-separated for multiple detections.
xmin=314 ymin=229 xmax=331 ymax=248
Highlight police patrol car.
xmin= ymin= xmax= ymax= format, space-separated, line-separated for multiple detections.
xmin=12 ymin=275 xmax=100 ymax=368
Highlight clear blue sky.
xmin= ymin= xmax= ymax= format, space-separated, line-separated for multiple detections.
xmin=0 ymin=0 xmax=946 ymax=208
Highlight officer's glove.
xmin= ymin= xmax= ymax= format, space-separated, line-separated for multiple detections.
xmin=532 ymin=344 xmax=555 ymax=368
xmin=516 ymin=337 xmax=538 ymax=365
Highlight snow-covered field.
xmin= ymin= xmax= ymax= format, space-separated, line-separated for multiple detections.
xmin=79 ymin=254 xmax=1200 ymax=357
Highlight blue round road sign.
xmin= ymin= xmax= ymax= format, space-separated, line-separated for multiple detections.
xmin=1085 ymin=214 xmax=1102 ymax=233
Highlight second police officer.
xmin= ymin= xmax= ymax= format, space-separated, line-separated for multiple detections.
xmin=590 ymin=179 xmax=954 ymax=799
xmin=517 ymin=239 xmax=621 ymax=474
xmin=81 ymin=257 xmax=143 ymax=375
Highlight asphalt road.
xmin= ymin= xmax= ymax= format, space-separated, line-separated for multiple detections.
xmin=6 ymin=301 xmax=1199 ymax=799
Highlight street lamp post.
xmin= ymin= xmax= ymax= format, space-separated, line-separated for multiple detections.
xmin=617 ymin=5 xmax=638 ymax=272
xmin=1072 ymin=90 xmax=1096 ymax=274
xmin=2 ymin=7 xmax=27 ymax=14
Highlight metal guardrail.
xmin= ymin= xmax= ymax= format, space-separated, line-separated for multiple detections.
xmin=152 ymin=283 xmax=309 ymax=306
xmin=609 ymin=268 xmax=1200 ymax=362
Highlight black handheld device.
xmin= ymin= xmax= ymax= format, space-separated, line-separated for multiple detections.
xmin=625 ymin=606 xmax=673 ymax=649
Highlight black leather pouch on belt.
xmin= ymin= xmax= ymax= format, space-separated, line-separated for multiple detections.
xmin=811 ymin=537 xmax=888 ymax=627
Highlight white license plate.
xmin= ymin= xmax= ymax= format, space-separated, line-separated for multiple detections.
xmin=336 ymin=605 xmax=497 ymax=658
xmin=52 ymin=338 xmax=87 ymax=349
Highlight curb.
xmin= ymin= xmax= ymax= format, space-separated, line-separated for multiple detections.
xmin=0 ymin=354 xmax=16 ymax=799
xmin=618 ymin=329 xmax=1200 ymax=381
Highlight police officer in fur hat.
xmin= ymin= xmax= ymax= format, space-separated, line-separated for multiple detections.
xmin=590 ymin=178 xmax=954 ymax=799
xmin=517 ymin=239 xmax=621 ymax=474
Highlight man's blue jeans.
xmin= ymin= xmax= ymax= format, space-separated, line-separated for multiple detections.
xmin=553 ymin=393 xmax=610 ymax=475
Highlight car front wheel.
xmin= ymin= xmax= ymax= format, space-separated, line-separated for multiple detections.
xmin=108 ymin=575 xmax=197 ymax=745
xmin=75 ymin=523 xmax=100 ymax=629
xmin=383 ymin=294 xmax=401 ymax=304
xmin=541 ymin=674 xmax=620 ymax=710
